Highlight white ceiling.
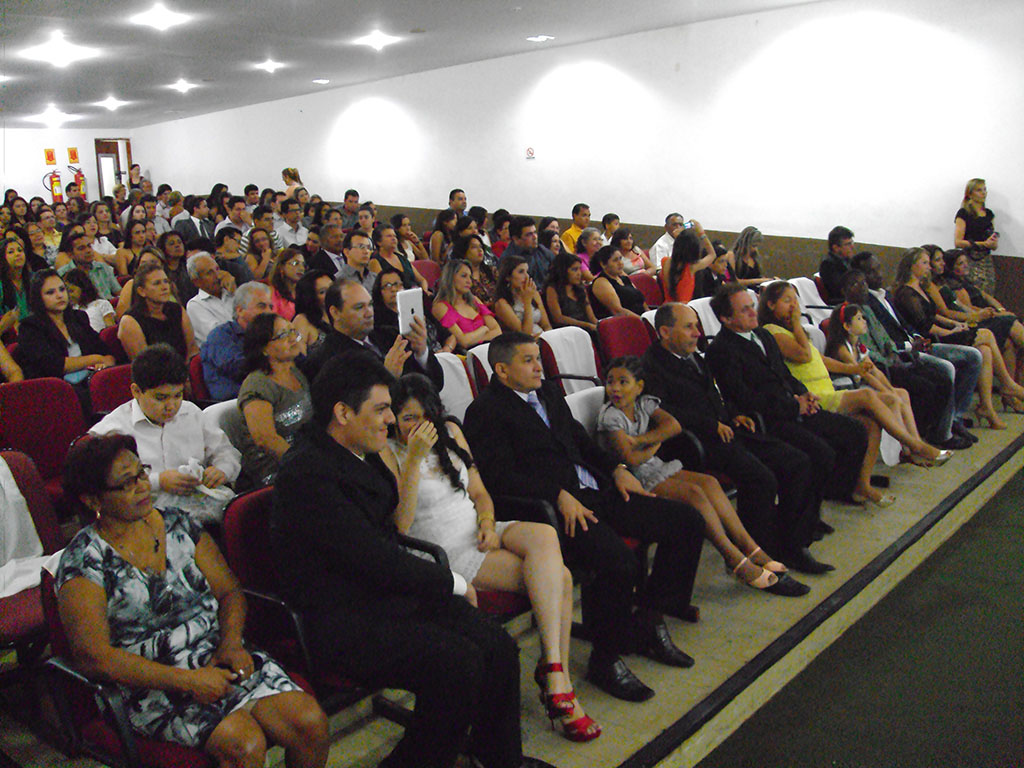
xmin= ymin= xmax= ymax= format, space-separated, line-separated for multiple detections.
xmin=1 ymin=0 xmax=825 ymax=129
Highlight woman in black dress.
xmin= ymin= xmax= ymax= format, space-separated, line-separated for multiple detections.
xmin=589 ymin=246 xmax=648 ymax=319
xmin=893 ymin=247 xmax=1024 ymax=428
xmin=118 ymin=261 xmax=197 ymax=360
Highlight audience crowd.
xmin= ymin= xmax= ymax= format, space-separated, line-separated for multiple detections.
xmin=1 ymin=171 xmax=1017 ymax=768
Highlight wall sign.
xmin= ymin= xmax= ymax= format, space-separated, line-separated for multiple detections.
xmin=44 ymin=149 xmax=57 ymax=165
xmin=68 ymin=147 xmax=80 ymax=163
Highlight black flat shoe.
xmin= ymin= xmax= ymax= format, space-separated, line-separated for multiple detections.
xmin=636 ymin=617 xmax=695 ymax=668
xmin=585 ymin=653 xmax=655 ymax=702
xmin=766 ymin=572 xmax=811 ymax=597
xmin=952 ymin=421 xmax=979 ymax=442
xmin=783 ymin=547 xmax=835 ymax=574
xmin=937 ymin=434 xmax=972 ymax=450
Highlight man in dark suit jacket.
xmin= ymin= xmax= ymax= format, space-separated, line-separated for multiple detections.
xmin=706 ymin=286 xmax=868 ymax=563
xmin=306 ymin=223 xmax=345 ymax=278
xmin=643 ymin=303 xmax=820 ymax=579
xmin=272 ymin=355 xmax=552 ymax=768
xmin=172 ymin=195 xmax=215 ymax=243
xmin=301 ymin=277 xmax=444 ymax=389
xmin=464 ymin=332 xmax=705 ymax=703
xmin=853 ymin=252 xmax=981 ymax=443
xmin=817 ymin=225 xmax=855 ymax=304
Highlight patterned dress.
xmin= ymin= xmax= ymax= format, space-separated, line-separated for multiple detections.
xmin=55 ymin=510 xmax=299 ymax=748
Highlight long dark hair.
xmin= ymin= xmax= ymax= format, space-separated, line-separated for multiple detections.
xmin=293 ymin=269 xmax=332 ymax=333
xmin=756 ymin=279 xmax=795 ymax=329
xmin=371 ymin=267 xmax=402 ymax=326
xmin=390 ymin=373 xmax=473 ymax=492
xmin=1 ymin=239 xmax=31 ymax=309
xmin=62 ymin=267 xmax=100 ymax=306
xmin=824 ymin=302 xmax=862 ymax=359
xmin=666 ymin=229 xmax=701 ymax=296
xmin=544 ymin=251 xmax=585 ymax=303
xmin=495 ymin=254 xmax=527 ymax=304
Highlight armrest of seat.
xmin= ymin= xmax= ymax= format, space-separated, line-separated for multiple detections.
xmin=241 ymin=588 xmax=314 ymax=674
xmin=674 ymin=427 xmax=708 ymax=471
xmin=396 ymin=533 xmax=450 ymax=569
xmin=44 ymin=655 xmax=140 ymax=766
xmin=491 ymin=495 xmax=560 ymax=528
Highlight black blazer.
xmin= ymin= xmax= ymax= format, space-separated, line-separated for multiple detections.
xmin=463 ymin=378 xmax=618 ymax=508
xmin=301 ymin=325 xmax=444 ymax=390
xmin=867 ymin=292 xmax=915 ymax=347
xmin=14 ymin=310 xmax=109 ymax=380
xmin=172 ymin=217 xmax=215 ymax=244
xmin=642 ymin=343 xmax=734 ymax=445
xmin=705 ymin=327 xmax=806 ymax=425
xmin=270 ymin=428 xmax=455 ymax=664
xmin=307 ymin=249 xmax=342 ymax=279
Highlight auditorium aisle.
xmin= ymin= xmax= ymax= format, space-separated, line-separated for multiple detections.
xmin=695 ymin=465 xmax=1024 ymax=768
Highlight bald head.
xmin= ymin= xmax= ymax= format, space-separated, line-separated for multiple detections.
xmin=656 ymin=302 xmax=701 ymax=356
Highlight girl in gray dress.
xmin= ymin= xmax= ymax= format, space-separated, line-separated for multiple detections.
xmin=598 ymin=356 xmax=807 ymax=597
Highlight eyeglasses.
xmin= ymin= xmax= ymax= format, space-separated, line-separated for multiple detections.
xmin=105 ymin=465 xmax=151 ymax=493
xmin=272 ymin=328 xmax=302 ymax=341
xmin=381 ymin=281 xmax=403 ymax=291
xmin=349 ymin=244 xmax=372 ymax=252
xmin=286 ymin=259 xmax=305 ymax=268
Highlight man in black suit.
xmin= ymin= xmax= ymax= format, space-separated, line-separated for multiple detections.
xmin=706 ymin=285 xmax=868 ymax=561
xmin=172 ymin=194 xmax=215 ymax=242
xmin=464 ymin=332 xmax=705 ymax=702
xmin=852 ymin=251 xmax=981 ymax=442
xmin=272 ymin=355 xmax=554 ymax=768
xmin=643 ymin=302 xmax=820 ymax=580
xmin=307 ymin=222 xmax=345 ymax=278
xmin=818 ymin=225 xmax=855 ymax=304
xmin=302 ymin=277 xmax=444 ymax=389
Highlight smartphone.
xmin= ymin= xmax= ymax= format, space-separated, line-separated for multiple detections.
xmin=682 ymin=220 xmax=695 ymax=230
xmin=396 ymin=287 xmax=424 ymax=336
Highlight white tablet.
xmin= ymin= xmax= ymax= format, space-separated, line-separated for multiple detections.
xmin=396 ymin=287 xmax=424 ymax=336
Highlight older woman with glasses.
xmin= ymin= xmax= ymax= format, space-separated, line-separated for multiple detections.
xmin=223 ymin=313 xmax=311 ymax=490
xmin=56 ymin=432 xmax=328 ymax=767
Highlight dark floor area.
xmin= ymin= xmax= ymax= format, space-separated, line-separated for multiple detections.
xmin=696 ymin=469 xmax=1024 ymax=768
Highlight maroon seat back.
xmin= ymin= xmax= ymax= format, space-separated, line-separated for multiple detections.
xmin=189 ymin=354 xmax=211 ymax=402
xmin=0 ymin=379 xmax=88 ymax=481
xmin=98 ymin=325 xmax=128 ymax=364
xmin=89 ymin=364 xmax=133 ymax=415
xmin=597 ymin=315 xmax=653 ymax=363
xmin=629 ymin=272 xmax=664 ymax=307
xmin=412 ymin=259 xmax=441 ymax=290
xmin=221 ymin=488 xmax=277 ymax=593
xmin=2 ymin=451 xmax=63 ymax=553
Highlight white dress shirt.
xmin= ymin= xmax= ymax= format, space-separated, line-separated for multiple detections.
xmin=90 ymin=399 xmax=241 ymax=512
xmin=648 ymin=231 xmax=676 ymax=265
xmin=186 ymin=289 xmax=235 ymax=344
xmin=276 ymin=222 xmax=309 ymax=247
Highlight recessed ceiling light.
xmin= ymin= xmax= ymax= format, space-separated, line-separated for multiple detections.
xmin=95 ymin=95 xmax=130 ymax=111
xmin=130 ymin=3 xmax=192 ymax=32
xmin=168 ymin=78 xmax=198 ymax=93
xmin=255 ymin=59 xmax=285 ymax=74
xmin=0 ymin=74 xmax=11 ymax=83
xmin=25 ymin=103 xmax=80 ymax=129
xmin=20 ymin=31 xmax=101 ymax=69
xmin=526 ymin=34 xmax=555 ymax=42
xmin=312 ymin=79 xmax=331 ymax=85
xmin=353 ymin=30 xmax=402 ymax=52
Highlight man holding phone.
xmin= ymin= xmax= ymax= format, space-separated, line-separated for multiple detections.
xmin=302 ymin=277 xmax=444 ymax=390
xmin=648 ymin=212 xmax=687 ymax=265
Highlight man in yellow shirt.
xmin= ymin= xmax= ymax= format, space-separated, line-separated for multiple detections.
xmin=560 ymin=202 xmax=591 ymax=253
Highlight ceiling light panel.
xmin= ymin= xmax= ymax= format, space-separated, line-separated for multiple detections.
xmin=25 ymin=104 xmax=81 ymax=128
xmin=168 ymin=78 xmax=198 ymax=93
xmin=353 ymin=30 xmax=402 ymax=52
xmin=130 ymin=3 xmax=192 ymax=32
xmin=255 ymin=59 xmax=285 ymax=73
xmin=527 ymin=34 xmax=555 ymax=42
xmin=95 ymin=95 xmax=130 ymax=111
xmin=20 ymin=31 xmax=101 ymax=69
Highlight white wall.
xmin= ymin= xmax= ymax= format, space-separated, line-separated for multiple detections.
xmin=47 ymin=0 xmax=1024 ymax=252
xmin=1 ymin=128 xmax=129 ymax=202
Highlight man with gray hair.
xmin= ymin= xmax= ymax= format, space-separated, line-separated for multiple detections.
xmin=186 ymin=252 xmax=235 ymax=345
xmin=200 ymin=281 xmax=272 ymax=400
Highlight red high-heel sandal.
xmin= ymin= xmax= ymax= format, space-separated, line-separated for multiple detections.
xmin=534 ymin=662 xmax=574 ymax=717
xmin=550 ymin=692 xmax=602 ymax=742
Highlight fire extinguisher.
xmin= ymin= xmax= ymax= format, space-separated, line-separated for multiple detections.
xmin=69 ymin=165 xmax=87 ymax=199
xmin=43 ymin=170 xmax=63 ymax=204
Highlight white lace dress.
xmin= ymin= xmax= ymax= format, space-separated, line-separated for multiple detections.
xmin=389 ymin=440 xmax=515 ymax=582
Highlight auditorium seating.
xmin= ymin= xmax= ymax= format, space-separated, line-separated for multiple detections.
xmin=629 ymin=272 xmax=664 ymax=307
xmin=435 ymin=352 xmax=475 ymax=422
xmin=412 ymin=259 xmax=441 ymax=289
xmin=538 ymin=327 xmax=602 ymax=395
xmin=597 ymin=315 xmax=653 ymax=363
xmin=790 ymin=276 xmax=832 ymax=327
xmin=88 ymin=364 xmax=133 ymax=415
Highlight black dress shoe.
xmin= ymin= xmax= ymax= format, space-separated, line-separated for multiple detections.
xmin=661 ymin=603 xmax=700 ymax=623
xmin=766 ymin=572 xmax=811 ymax=597
xmin=586 ymin=653 xmax=655 ymax=702
xmin=952 ymin=421 xmax=979 ymax=443
xmin=783 ymin=547 xmax=835 ymax=574
xmin=636 ymin=616 xmax=695 ymax=668
xmin=937 ymin=434 xmax=972 ymax=450
xmin=521 ymin=758 xmax=559 ymax=768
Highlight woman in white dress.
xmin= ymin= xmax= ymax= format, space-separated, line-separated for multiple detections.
xmin=383 ymin=374 xmax=600 ymax=743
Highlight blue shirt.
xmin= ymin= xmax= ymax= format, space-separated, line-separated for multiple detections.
xmin=201 ymin=320 xmax=245 ymax=400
